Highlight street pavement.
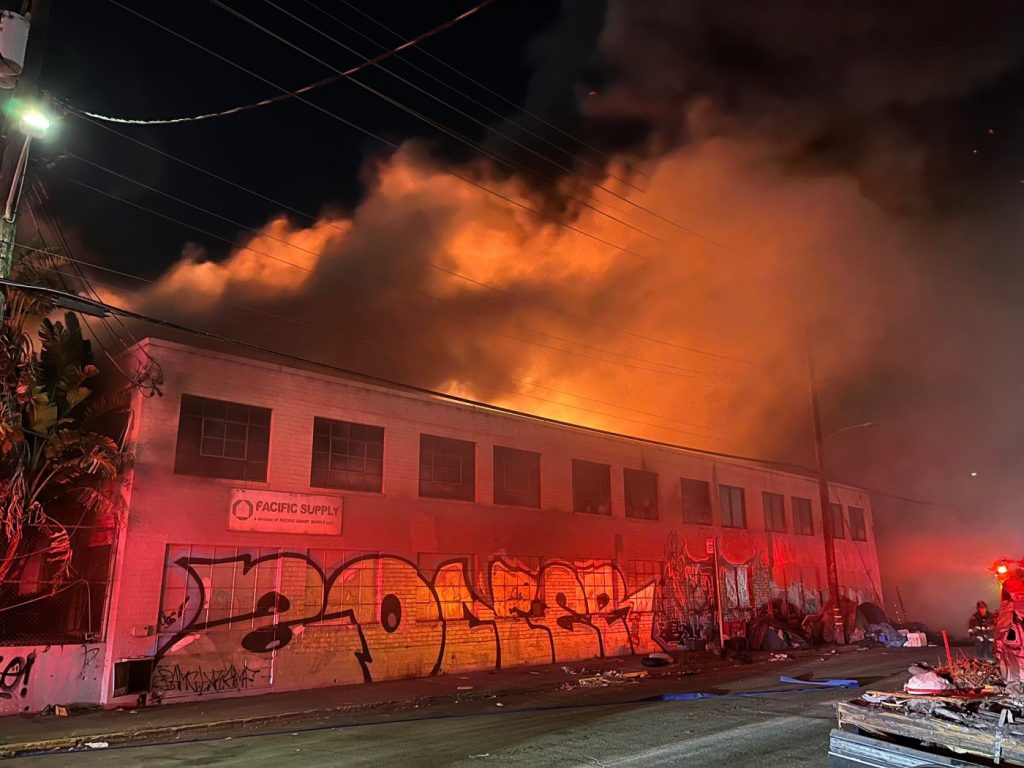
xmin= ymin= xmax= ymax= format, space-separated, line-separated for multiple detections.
xmin=6 ymin=647 xmax=926 ymax=766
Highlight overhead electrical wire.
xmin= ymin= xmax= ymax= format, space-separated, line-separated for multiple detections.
xmin=301 ymin=0 xmax=646 ymax=194
xmin=333 ymin=0 xmax=647 ymax=180
xmin=262 ymin=0 xmax=768 ymax=276
xmin=97 ymin=0 xmax=649 ymax=265
xmin=70 ymin=0 xmax=498 ymax=125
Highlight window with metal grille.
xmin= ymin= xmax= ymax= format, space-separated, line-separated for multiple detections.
xmin=763 ymin=491 xmax=786 ymax=532
xmin=830 ymin=503 xmax=846 ymax=539
xmin=419 ymin=434 xmax=475 ymax=501
xmin=624 ymin=468 xmax=658 ymax=520
xmin=681 ymin=478 xmax=712 ymax=525
xmin=310 ymin=417 xmax=384 ymax=493
xmin=848 ymin=506 xmax=867 ymax=541
xmin=174 ymin=394 xmax=270 ymax=481
xmin=792 ymin=497 xmax=814 ymax=535
xmin=572 ymin=459 xmax=611 ymax=515
xmin=719 ymin=485 xmax=747 ymax=528
xmin=493 ymin=445 xmax=541 ymax=508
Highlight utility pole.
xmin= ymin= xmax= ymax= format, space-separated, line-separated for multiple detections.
xmin=806 ymin=328 xmax=846 ymax=645
xmin=0 ymin=0 xmax=51 ymax=319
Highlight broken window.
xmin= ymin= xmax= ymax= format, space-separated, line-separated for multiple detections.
xmin=624 ymin=468 xmax=659 ymax=520
xmin=681 ymin=478 xmax=712 ymax=525
xmin=419 ymin=434 xmax=475 ymax=501
xmin=310 ymin=417 xmax=384 ymax=493
xmin=174 ymin=394 xmax=270 ymax=481
xmin=763 ymin=492 xmax=786 ymax=533
xmin=848 ymin=506 xmax=868 ymax=541
xmin=572 ymin=459 xmax=611 ymax=515
xmin=493 ymin=445 xmax=541 ymax=508
xmin=792 ymin=497 xmax=814 ymax=535
xmin=719 ymin=485 xmax=747 ymax=528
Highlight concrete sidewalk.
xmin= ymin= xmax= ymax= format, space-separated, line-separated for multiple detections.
xmin=0 ymin=646 xmax=905 ymax=758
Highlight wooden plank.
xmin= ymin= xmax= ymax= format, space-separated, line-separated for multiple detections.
xmin=836 ymin=702 xmax=1024 ymax=766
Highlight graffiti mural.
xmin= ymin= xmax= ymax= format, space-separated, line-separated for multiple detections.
xmin=152 ymin=548 xmax=657 ymax=699
xmin=0 ymin=652 xmax=35 ymax=701
xmin=0 ymin=644 xmax=103 ymax=715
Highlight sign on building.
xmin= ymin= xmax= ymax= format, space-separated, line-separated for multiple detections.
xmin=229 ymin=489 xmax=343 ymax=535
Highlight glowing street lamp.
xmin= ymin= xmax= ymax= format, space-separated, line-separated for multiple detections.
xmin=18 ymin=106 xmax=50 ymax=138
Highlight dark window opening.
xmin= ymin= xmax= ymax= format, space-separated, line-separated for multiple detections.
xmin=763 ymin=491 xmax=786 ymax=533
xmin=114 ymin=659 xmax=154 ymax=697
xmin=720 ymin=485 xmax=747 ymax=529
xmin=572 ymin=459 xmax=611 ymax=515
xmin=174 ymin=395 xmax=270 ymax=481
xmin=792 ymin=497 xmax=814 ymax=536
xmin=624 ymin=468 xmax=659 ymax=520
xmin=310 ymin=417 xmax=384 ymax=493
xmin=830 ymin=503 xmax=846 ymax=539
xmin=848 ymin=506 xmax=867 ymax=541
xmin=419 ymin=434 xmax=475 ymax=501
xmin=681 ymin=478 xmax=712 ymax=525
xmin=493 ymin=446 xmax=541 ymax=508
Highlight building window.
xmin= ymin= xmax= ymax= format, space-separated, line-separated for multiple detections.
xmin=763 ymin=492 xmax=786 ymax=533
xmin=829 ymin=503 xmax=846 ymax=539
xmin=174 ymin=394 xmax=270 ymax=482
xmin=792 ymin=497 xmax=814 ymax=536
xmin=493 ymin=446 xmax=541 ymax=508
xmin=419 ymin=434 xmax=475 ymax=501
xmin=572 ymin=459 xmax=611 ymax=515
xmin=681 ymin=478 xmax=712 ymax=525
xmin=848 ymin=507 xmax=868 ymax=541
xmin=310 ymin=417 xmax=384 ymax=493
xmin=624 ymin=469 xmax=659 ymax=520
xmin=719 ymin=485 xmax=746 ymax=528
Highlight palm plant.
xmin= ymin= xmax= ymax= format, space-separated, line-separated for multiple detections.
xmin=0 ymin=247 xmax=133 ymax=597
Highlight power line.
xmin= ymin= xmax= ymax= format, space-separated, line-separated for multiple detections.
xmin=70 ymin=0 xmax=497 ymax=125
xmin=98 ymin=0 xmax=650 ymax=265
xmin=302 ymin=0 xmax=645 ymax=195
xmin=213 ymin=0 xmax=669 ymax=253
xmin=334 ymin=0 xmax=648 ymax=181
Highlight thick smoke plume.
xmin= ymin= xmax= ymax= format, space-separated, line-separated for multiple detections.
xmin=103 ymin=0 xmax=1024 ymax=632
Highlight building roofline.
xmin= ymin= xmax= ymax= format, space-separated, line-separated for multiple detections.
xmin=122 ymin=335 xmax=869 ymax=494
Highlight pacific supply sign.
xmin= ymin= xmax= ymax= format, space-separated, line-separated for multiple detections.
xmin=229 ymin=489 xmax=343 ymax=535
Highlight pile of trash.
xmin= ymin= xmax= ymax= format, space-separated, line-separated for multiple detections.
xmin=904 ymin=659 xmax=1004 ymax=695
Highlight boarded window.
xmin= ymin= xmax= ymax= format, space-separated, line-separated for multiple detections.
xmin=624 ymin=468 xmax=659 ymax=520
xmin=310 ymin=417 xmax=384 ymax=493
xmin=174 ymin=394 xmax=270 ymax=481
xmin=792 ymin=497 xmax=814 ymax=535
xmin=848 ymin=506 xmax=868 ymax=541
xmin=719 ymin=485 xmax=746 ymax=528
xmin=763 ymin=492 xmax=786 ymax=532
xmin=493 ymin=446 xmax=541 ymax=508
xmin=572 ymin=459 xmax=611 ymax=515
xmin=830 ymin=503 xmax=846 ymax=539
xmin=681 ymin=478 xmax=712 ymax=525
xmin=419 ymin=434 xmax=475 ymax=501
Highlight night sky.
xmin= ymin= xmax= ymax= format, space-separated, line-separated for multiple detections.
xmin=17 ymin=1 xmax=1024 ymax=627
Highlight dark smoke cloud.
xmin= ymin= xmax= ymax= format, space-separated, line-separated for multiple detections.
xmin=100 ymin=2 xmax=1024 ymax=633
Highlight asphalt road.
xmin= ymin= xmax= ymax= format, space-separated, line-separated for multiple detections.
xmin=13 ymin=649 xmax=918 ymax=767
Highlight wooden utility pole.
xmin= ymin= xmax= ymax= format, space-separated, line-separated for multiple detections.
xmin=806 ymin=328 xmax=846 ymax=644
xmin=0 ymin=0 xmax=51 ymax=317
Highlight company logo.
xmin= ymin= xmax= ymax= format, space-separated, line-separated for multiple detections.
xmin=231 ymin=499 xmax=254 ymax=521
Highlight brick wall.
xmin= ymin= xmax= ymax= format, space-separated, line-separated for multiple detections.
xmin=97 ymin=338 xmax=883 ymax=707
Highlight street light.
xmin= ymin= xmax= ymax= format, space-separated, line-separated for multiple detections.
xmin=18 ymin=107 xmax=50 ymax=138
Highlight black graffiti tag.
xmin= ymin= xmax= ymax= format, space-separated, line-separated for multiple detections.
xmin=153 ymin=662 xmax=260 ymax=694
xmin=0 ymin=652 xmax=36 ymax=700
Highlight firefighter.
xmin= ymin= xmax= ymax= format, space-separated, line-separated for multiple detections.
xmin=968 ymin=600 xmax=995 ymax=662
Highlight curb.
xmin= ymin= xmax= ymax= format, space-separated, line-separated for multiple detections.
xmin=0 ymin=681 xmax=569 ymax=758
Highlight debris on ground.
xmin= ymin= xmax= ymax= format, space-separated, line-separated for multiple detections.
xmin=641 ymin=652 xmax=674 ymax=668
xmin=457 ymin=685 xmax=474 ymax=691
xmin=84 ymin=742 xmax=109 ymax=750
xmin=769 ymin=653 xmax=790 ymax=662
xmin=573 ymin=669 xmax=650 ymax=688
